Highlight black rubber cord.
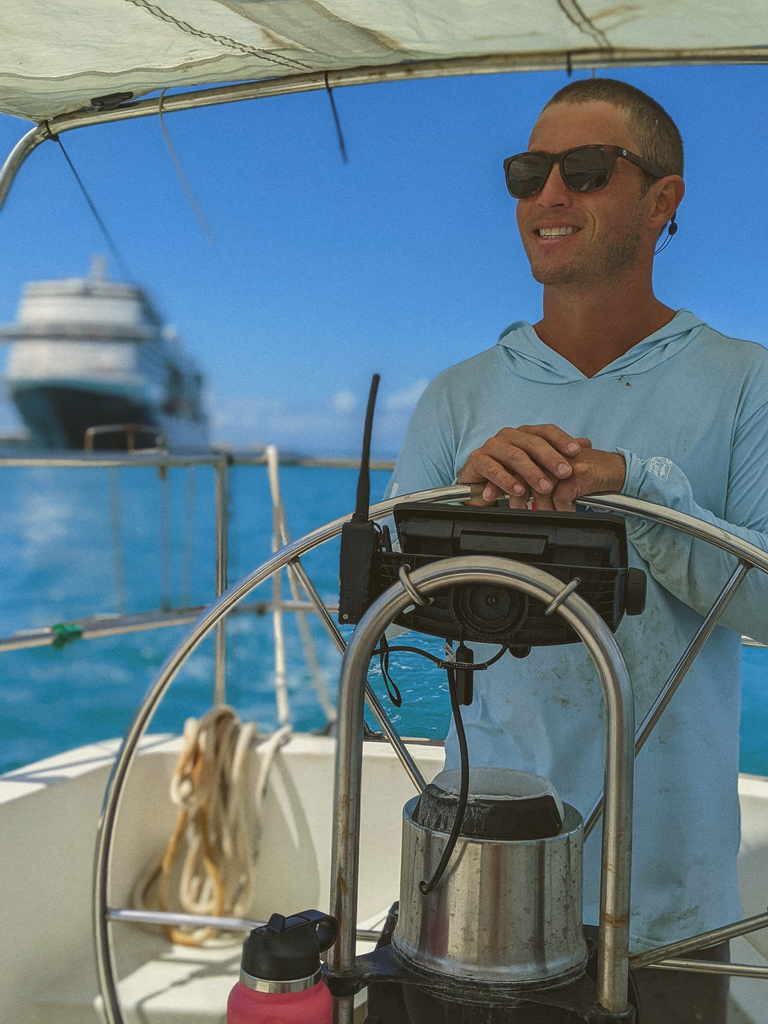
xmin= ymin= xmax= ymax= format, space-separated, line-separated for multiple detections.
xmin=419 ymin=666 xmax=470 ymax=896
xmin=378 ymin=634 xmax=402 ymax=707
xmin=373 ymin=643 xmax=508 ymax=673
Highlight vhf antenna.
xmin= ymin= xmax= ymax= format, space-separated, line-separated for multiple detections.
xmin=338 ymin=374 xmax=381 ymax=625
xmin=354 ymin=374 xmax=380 ymax=519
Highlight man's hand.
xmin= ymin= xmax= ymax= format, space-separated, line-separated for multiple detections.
xmin=538 ymin=446 xmax=626 ymax=511
xmin=456 ymin=424 xmax=625 ymax=511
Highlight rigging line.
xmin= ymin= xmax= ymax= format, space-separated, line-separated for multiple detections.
xmin=158 ymin=90 xmax=216 ymax=246
xmin=123 ymin=0 xmax=313 ymax=72
xmin=54 ymin=137 xmax=134 ymax=282
xmin=325 ymin=73 xmax=349 ymax=164
xmin=556 ymin=0 xmax=611 ymax=49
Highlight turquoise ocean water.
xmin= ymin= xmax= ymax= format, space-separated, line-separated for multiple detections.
xmin=1 ymin=463 xmax=766 ymax=776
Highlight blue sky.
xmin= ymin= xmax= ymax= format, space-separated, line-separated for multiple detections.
xmin=0 ymin=63 xmax=766 ymax=455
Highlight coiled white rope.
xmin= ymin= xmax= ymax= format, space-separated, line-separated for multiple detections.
xmin=134 ymin=706 xmax=291 ymax=945
xmin=133 ymin=448 xmax=340 ymax=944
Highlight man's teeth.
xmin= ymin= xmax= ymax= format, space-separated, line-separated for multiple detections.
xmin=538 ymin=227 xmax=577 ymax=238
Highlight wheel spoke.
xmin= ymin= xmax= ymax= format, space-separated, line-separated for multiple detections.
xmin=584 ymin=559 xmax=751 ymax=839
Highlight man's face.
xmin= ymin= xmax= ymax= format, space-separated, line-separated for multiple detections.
xmin=515 ymin=100 xmax=651 ymax=289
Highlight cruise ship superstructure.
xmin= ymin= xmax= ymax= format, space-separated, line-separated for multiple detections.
xmin=1 ymin=260 xmax=209 ymax=450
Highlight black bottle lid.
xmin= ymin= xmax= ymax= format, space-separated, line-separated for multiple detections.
xmin=240 ymin=910 xmax=338 ymax=982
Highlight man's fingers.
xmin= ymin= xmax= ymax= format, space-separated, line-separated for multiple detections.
xmin=462 ymin=442 xmax=626 ymax=515
xmin=506 ymin=491 xmax=530 ymax=509
xmin=467 ymin=481 xmax=504 ymax=505
xmin=496 ymin=430 xmax=584 ymax=484
xmin=458 ymin=424 xmax=594 ymax=507
xmin=466 ymin=479 xmax=531 ymax=508
xmin=518 ymin=423 xmax=586 ymax=458
xmin=550 ymin=450 xmax=626 ymax=511
xmin=484 ymin=436 xmax=566 ymax=490
xmin=466 ymin=478 xmax=531 ymax=505
xmin=551 ymin=485 xmax=577 ymax=513
xmin=460 ymin=447 xmax=540 ymax=497
xmin=531 ymin=491 xmax=555 ymax=511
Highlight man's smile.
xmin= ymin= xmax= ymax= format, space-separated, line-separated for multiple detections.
xmin=535 ymin=225 xmax=580 ymax=239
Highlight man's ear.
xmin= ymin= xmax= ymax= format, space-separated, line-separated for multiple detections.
xmin=649 ymin=175 xmax=685 ymax=234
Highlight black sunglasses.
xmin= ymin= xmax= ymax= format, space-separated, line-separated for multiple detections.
xmin=503 ymin=145 xmax=668 ymax=199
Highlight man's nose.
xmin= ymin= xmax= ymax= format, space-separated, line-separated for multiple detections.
xmin=537 ymin=162 xmax=571 ymax=206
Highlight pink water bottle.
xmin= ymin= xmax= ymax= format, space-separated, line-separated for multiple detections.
xmin=227 ymin=909 xmax=338 ymax=1024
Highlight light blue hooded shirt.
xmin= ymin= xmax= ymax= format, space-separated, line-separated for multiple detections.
xmin=386 ymin=310 xmax=768 ymax=951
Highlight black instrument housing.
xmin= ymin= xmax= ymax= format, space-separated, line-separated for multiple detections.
xmin=371 ymin=503 xmax=646 ymax=647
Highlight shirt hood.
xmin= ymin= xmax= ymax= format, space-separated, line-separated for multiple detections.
xmin=497 ymin=310 xmax=705 ymax=384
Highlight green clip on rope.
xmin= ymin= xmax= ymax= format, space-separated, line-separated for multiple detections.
xmin=51 ymin=623 xmax=83 ymax=649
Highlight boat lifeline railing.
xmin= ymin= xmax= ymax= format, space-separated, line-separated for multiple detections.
xmin=0 ymin=600 xmax=339 ymax=653
xmin=83 ymin=423 xmax=166 ymax=453
xmin=1 ymin=452 xmax=763 ymax=664
xmin=2 ymin=446 xmax=418 ymax=800
xmin=1 ymin=449 xmax=233 ymax=706
xmin=0 ymin=449 xmax=396 ymax=721
xmin=0 ymin=451 xmax=395 ymax=470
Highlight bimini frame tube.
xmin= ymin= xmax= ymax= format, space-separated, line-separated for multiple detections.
xmin=329 ymin=556 xmax=635 ymax=1022
xmin=0 ymin=122 xmax=52 ymax=210
xmin=2 ymin=46 xmax=768 ymax=212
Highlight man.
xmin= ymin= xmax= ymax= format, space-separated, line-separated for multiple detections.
xmin=386 ymin=79 xmax=768 ymax=1022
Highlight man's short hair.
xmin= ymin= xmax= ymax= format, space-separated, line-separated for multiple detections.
xmin=544 ymin=78 xmax=683 ymax=187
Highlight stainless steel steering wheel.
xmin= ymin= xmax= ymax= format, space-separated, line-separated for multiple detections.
xmin=92 ymin=487 xmax=768 ymax=1024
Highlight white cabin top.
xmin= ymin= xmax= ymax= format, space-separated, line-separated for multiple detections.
xmin=2 ymin=258 xmax=164 ymax=342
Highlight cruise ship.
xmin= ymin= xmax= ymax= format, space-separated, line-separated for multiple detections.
xmin=0 ymin=259 xmax=209 ymax=450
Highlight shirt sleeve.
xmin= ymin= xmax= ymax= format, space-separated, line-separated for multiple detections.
xmin=384 ymin=376 xmax=459 ymax=499
xmin=617 ymin=399 xmax=768 ymax=642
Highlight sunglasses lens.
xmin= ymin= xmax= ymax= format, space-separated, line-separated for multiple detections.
xmin=561 ymin=148 xmax=615 ymax=192
xmin=505 ymin=154 xmax=551 ymax=198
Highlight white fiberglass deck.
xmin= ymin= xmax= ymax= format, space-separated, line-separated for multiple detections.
xmin=0 ymin=732 xmax=443 ymax=1023
xmin=1 ymin=733 xmax=766 ymax=1023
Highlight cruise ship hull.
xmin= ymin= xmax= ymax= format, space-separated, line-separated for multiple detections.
xmin=11 ymin=383 xmax=157 ymax=450
xmin=1 ymin=264 xmax=210 ymax=451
